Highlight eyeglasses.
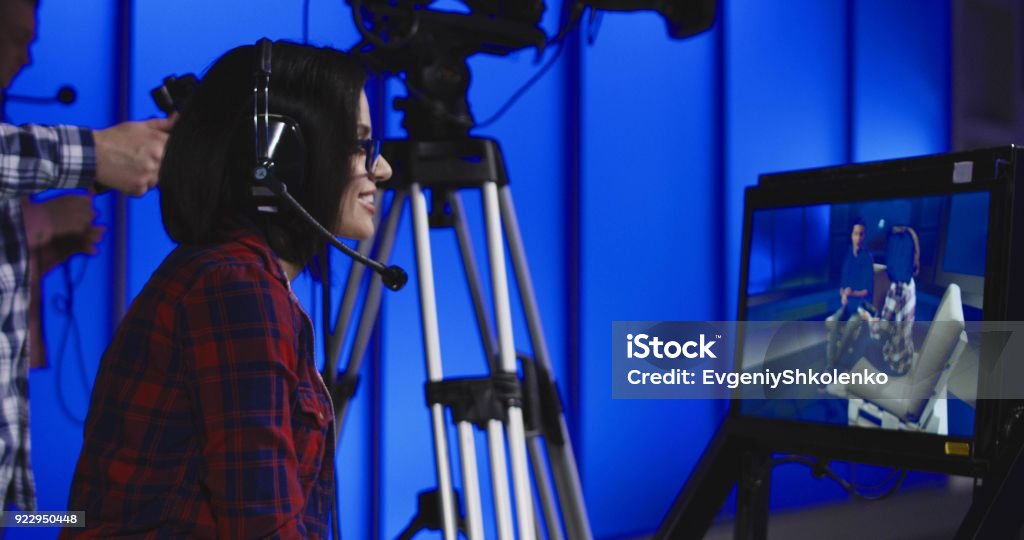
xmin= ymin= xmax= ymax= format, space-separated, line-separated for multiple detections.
xmin=356 ymin=139 xmax=382 ymax=174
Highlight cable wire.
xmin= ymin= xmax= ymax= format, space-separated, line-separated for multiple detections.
xmin=473 ymin=37 xmax=567 ymax=129
xmin=303 ymin=0 xmax=312 ymax=43
xmin=53 ymin=255 xmax=92 ymax=425
xmin=763 ymin=456 xmax=909 ymax=501
xmin=350 ymin=0 xmax=421 ymax=50
xmin=472 ymin=6 xmax=585 ymax=129
xmin=586 ymin=8 xmax=603 ymax=45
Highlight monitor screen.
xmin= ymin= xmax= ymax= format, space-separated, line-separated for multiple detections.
xmin=737 ymin=191 xmax=989 ymax=438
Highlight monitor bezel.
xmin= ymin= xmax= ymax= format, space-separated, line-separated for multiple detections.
xmin=731 ymin=145 xmax=1023 ymax=475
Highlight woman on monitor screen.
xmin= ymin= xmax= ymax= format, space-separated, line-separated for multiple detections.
xmin=63 ymin=41 xmax=391 ymax=537
xmin=858 ymin=225 xmax=920 ymax=375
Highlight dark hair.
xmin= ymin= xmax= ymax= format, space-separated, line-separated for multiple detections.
xmin=4 ymin=0 xmax=39 ymax=9
xmin=159 ymin=41 xmax=365 ymax=265
xmin=851 ymin=216 xmax=866 ymax=230
xmin=1 ymin=0 xmax=38 ymax=13
xmin=886 ymin=225 xmax=920 ymax=283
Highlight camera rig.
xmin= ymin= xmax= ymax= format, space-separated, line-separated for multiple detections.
xmin=326 ymin=2 xmax=718 ymax=539
xmin=346 ymin=0 xmax=716 ymax=137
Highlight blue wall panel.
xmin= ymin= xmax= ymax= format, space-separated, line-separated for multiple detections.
xmin=580 ymin=11 xmax=721 ymax=538
xmin=724 ymin=0 xmax=849 ymax=321
xmin=853 ymin=0 xmax=951 ymax=161
xmin=723 ymin=0 xmax=855 ymax=514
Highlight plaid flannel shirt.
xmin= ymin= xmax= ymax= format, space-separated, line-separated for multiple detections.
xmin=65 ymin=222 xmax=335 ymax=539
xmin=0 ymin=124 xmax=96 ymax=509
xmin=869 ymin=278 xmax=917 ymax=375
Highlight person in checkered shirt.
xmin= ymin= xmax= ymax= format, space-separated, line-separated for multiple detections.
xmin=0 ymin=0 xmax=171 ymax=514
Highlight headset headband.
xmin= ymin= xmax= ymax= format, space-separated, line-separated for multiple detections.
xmin=244 ymin=38 xmax=407 ymax=290
xmin=254 ymin=38 xmax=273 ymax=166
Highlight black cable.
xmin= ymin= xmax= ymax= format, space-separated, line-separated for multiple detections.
xmin=763 ymin=456 xmax=909 ymax=501
xmin=849 ymin=465 xmax=904 ymax=491
xmin=333 ymin=452 xmax=343 ymax=540
xmin=320 ymin=260 xmax=342 ymax=540
xmin=350 ymin=0 xmax=421 ymax=50
xmin=585 ymin=8 xmax=603 ymax=45
xmin=52 ymin=255 xmax=91 ymax=425
xmin=266 ymin=179 xmax=404 ymax=290
xmin=471 ymin=6 xmax=586 ymax=129
xmin=308 ymin=265 xmax=318 ymax=336
xmin=278 ymin=190 xmax=353 ymax=256
xmin=313 ymin=248 xmax=343 ymax=540
xmin=303 ymin=0 xmax=312 ymax=43
xmin=266 ymin=176 xmax=351 ymax=540
xmin=472 ymin=37 xmax=567 ymax=129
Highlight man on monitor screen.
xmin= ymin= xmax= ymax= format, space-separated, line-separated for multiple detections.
xmin=826 ymin=217 xmax=874 ymax=369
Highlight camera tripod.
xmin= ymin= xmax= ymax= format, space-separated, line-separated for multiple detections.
xmin=320 ymin=137 xmax=592 ymax=539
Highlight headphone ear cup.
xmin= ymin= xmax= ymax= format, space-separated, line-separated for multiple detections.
xmin=265 ymin=114 xmax=306 ymax=190
xmin=252 ymin=114 xmax=306 ymax=212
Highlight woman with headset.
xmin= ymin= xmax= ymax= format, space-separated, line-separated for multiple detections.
xmin=64 ymin=41 xmax=391 ymax=538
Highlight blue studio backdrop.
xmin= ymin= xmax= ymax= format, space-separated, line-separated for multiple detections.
xmin=5 ymin=0 xmax=950 ymax=538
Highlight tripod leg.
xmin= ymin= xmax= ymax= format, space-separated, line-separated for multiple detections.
xmin=457 ymin=421 xmax=485 ymax=540
xmin=450 ymin=190 xmax=502 ymax=539
xmin=482 ymin=182 xmax=537 ymax=539
xmin=334 ymin=191 xmax=407 ymax=436
xmin=325 ymin=214 xmax=374 ymax=376
xmin=500 ymin=186 xmax=593 ymax=539
xmin=487 ymin=418 xmax=516 ymax=540
xmin=325 ymin=186 xmax=389 ymax=377
xmin=528 ymin=437 xmax=564 ymax=540
xmin=449 ymin=191 xmax=499 ymax=372
xmin=448 ymin=190 xmax=515 ymax=539
xmin=410 ymin=183 xmax=458 ymax=540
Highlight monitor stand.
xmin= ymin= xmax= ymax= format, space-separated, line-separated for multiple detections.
xmin=957 ymin=420 xmax=1024 ymax=538
xmin=655 ymin=415 xmax=1024 ymax=539
xmin=653 ymin=417 xmax=770 ymax=539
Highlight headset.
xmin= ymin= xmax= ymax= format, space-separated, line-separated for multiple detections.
xmin=250 ymin=38 xmax=407 ymax=291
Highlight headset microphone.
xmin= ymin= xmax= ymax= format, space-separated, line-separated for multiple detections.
xmin=255 ymin=166 xmax=407 ymax=290
xmin=251 ymin=38 xmax=407 ymax=291
xmin=6 ymin=85 xmax=77 ymax=105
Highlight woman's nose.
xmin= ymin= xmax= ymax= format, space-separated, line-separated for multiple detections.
xmin=372 ymin=154 xmax=393 ymax=183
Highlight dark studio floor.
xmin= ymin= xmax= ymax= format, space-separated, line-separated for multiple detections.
xmin=627 ymin=476 xmax=1022 ymax=539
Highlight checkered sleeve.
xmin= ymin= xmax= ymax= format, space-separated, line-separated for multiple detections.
xmin=179 ymin=264 xmax=307 ymax=539
xmin=869 ymin=283 xmax=898 ymax=340
xmin=0 ymin=124 xmax=97 ymax=198
xmin=884 ymin=283 xmax=916 ymax=374
xmin=869 ymin=282 xmax=917 ymax=374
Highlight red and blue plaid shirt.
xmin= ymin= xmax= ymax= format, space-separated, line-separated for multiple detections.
xmin=64 ymin=221 xmax=335 ymax=538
